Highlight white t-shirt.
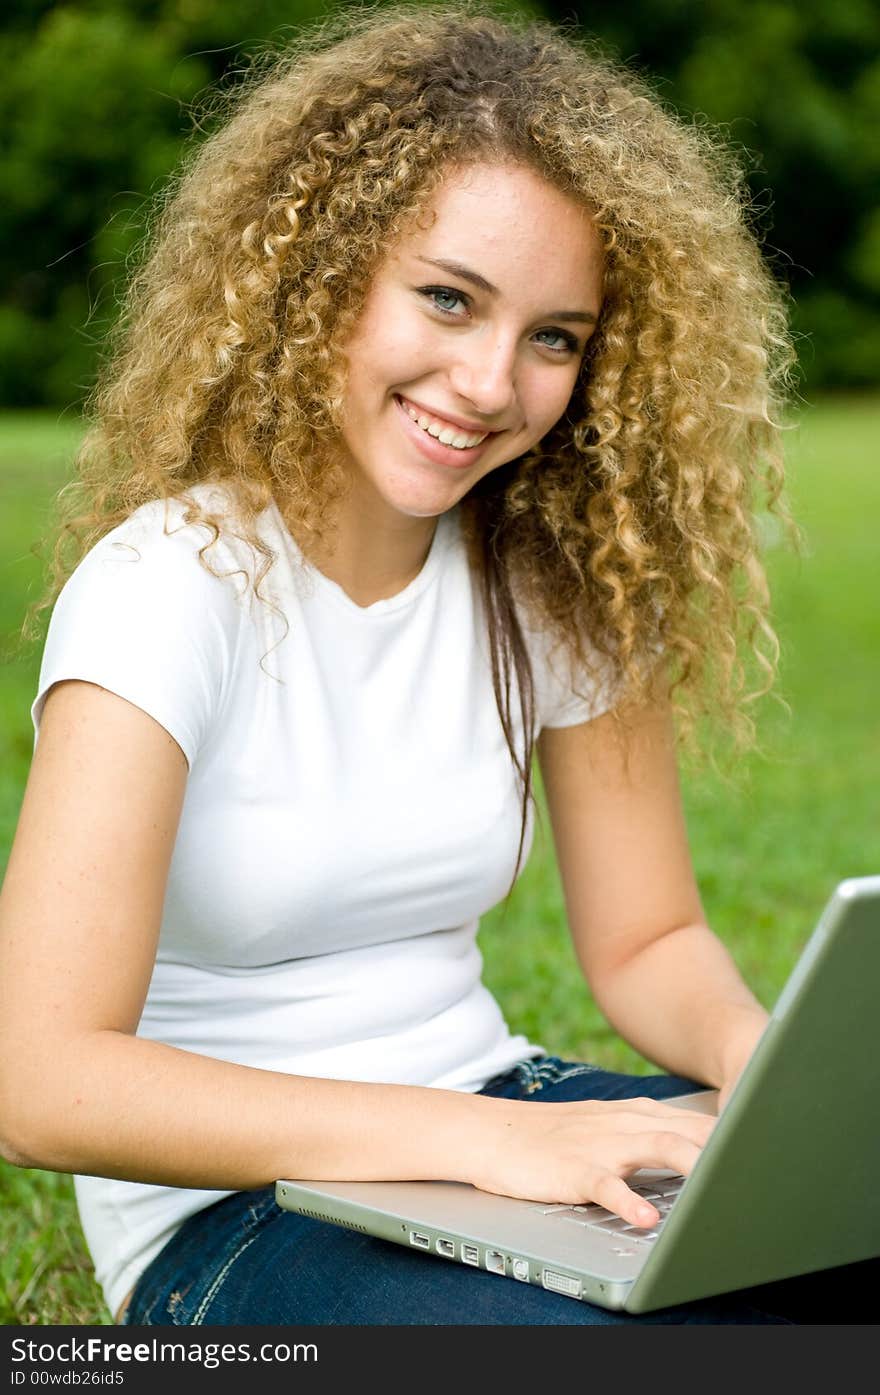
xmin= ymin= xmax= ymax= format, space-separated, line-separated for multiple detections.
xmin=30 ymin=483 xmax=616 ymax=1318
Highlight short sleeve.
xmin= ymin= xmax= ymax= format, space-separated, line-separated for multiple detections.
xmin=527 ymin=623 xmax=620 ymax=731
xmin=30 ymin=497 xmax=245 ymax=772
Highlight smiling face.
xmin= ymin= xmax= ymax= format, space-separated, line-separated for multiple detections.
xmin=334 ymin=160 xmax=604 ymax=525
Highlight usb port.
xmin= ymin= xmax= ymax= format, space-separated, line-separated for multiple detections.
xmin=436 ymin=1237 xmax=455 ymax=1258
xmin=485 ymin=1250 xmax=505 ymax=1274
xmin=410 ymin=1231 xmax=430 ymax=1250
xmin=462 ymin=1244 xmax=479 ymax=1267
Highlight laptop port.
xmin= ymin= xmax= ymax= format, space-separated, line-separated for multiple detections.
xmin=485 ymin=1250 xmax=505 ymax=1274
xmin=462 ymin=1244 xmax=479 ymax=1267
xmin=410 ymin=1231 xmax=430 ymax=1250
xmin=542 ymin=1269 xmax=581 ymax=1297
xmin=436 ymin=1237 xmax=455 ymax=1258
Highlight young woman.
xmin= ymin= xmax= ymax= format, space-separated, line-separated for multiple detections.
xmin=1 ymin=2 xmax=869 ymax=1326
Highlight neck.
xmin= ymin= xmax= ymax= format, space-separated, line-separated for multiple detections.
xmin=291 ymin=490 xmax=440 ymax=610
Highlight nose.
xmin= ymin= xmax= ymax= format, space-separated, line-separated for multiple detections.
xmin=446 ymin=332 xmax=518 ymax=422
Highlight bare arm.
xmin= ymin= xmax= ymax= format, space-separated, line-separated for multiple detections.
xmin=538 ymin=697 xmax=768 ymax=1099
xmin=0 ymin=680 xmax=716 ymax=1231
xmin=0 ymin=680 xmax=485 ymax=1187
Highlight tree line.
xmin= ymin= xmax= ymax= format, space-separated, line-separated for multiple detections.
xmin=2 ymin=0 xmax=878 ymax=407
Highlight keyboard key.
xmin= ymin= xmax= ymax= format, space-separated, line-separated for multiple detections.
xmin=547 ymin=1211 xmax=599 ymax=1228
xmin=590 ymin=1216 xmax=630 ymax=1233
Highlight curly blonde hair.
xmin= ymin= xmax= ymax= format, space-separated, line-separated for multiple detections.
xmin=23 ymin=0 xmax=800 ymax=885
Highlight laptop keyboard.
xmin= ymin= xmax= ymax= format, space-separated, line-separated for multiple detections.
xmin=528 ymin=1175 xmax=685 ymax=1250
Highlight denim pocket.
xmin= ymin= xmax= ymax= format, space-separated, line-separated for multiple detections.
xmin=479 ymin=1054 xmax=602 ymax=1100
xmin=131 ymin=1187 xmax=280 ymax=1326
xmin=512 ymin=1055 xmax=601 ymax=1096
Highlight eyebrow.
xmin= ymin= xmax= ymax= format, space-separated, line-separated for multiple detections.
xmin=414 ymin=256 xmax=599 ymax=325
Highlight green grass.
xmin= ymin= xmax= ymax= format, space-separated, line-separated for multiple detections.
xmin=1 ymin=397 xmax=878 ymax=1324
xmin=480 ymin=395 xmax=880 ymax=1056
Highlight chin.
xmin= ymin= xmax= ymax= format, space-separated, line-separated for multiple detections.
xmin=387 ymin=494 xmax=462 ymax=522
xmin=372 ymin=471 xmax=471 ymax=521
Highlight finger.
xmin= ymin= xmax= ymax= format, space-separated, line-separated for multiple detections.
xmin=612 ymin=1109 xmax=716 ymax=1148
xmin=620 ymin=1130 xmax=705 ymax=1181
xmin=608 ymin=1096 xmax=699 ymax=1114
xmin=608 ymin=1127 xmax=705 ymax=1182
xmin=613 ymin=1097 xmax=718 ymax=1130
xmin=590 ymin=1171 xmax=665 ymax=1229
xmin=601 ymin=1131 xmax=706 ymax=1224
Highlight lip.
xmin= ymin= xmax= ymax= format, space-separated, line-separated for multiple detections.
xmin=393 ymin=394 xmax=497 ymax=469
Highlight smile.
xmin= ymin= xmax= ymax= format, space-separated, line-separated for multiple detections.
xmin=396 ymin=395 xmax=490 ymax=449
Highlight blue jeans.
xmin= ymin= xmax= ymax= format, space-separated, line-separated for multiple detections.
xmin=123 ymin=1057 xmax=876 ymax=1326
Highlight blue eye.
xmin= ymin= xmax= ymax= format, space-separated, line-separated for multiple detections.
xmin=536 ymin=329 xmax=580 ymax=355
xmin=420 ymin=286 xmax=467 ymax=315
xmin=417 ymin=285 xmax=581 ymax=356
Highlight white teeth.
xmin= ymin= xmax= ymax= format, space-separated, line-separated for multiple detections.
xmin=401 ymin=398 xmax=487 ymax=450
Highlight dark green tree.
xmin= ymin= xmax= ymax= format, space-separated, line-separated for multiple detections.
xmin=543 ymin=0 xmax=880 ymax=387
xmin=2 ymin=0 xmax=878 ymax=404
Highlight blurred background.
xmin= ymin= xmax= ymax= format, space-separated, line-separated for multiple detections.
xmin=1 ymin=0 xmax=878 ymax=1324
xmin=3 ymin=0 xmax=880 ymax=404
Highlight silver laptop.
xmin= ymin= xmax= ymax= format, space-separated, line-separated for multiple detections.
xmin=276 ymin=876 xmax=880 ymax=1313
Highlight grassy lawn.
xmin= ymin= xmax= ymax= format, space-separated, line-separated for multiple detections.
xmin=1 ymin=397 xmax=877 ymax=1324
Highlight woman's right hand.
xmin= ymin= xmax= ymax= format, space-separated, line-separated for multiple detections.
xmin=466 ymin=1095 xmax=716 ymax=1230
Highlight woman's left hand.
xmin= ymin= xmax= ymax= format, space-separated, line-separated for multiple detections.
xmin=717 ymin=1012 xmax=770 ymax=1112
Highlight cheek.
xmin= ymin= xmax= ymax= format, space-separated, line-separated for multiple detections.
xmin=349 ymin=286 xmax=431 ymax=382
xmin=528 ymin=372 xmax=580 ymax=436
xmin=354 ymin=324 xmax=427 ymax=397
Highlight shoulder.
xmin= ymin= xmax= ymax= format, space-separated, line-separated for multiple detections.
xmin=91 ymin=481 xmax=241 ymax=564
xmin=70 ymin=482 xmax=265 ymax=616
xmin=512 ymin=589 xmax=620 ymax=731
xmin=42 ymin=481 xmax=267 ymax=672
xmin=33 ymin=484 xmax=259 ymax=770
